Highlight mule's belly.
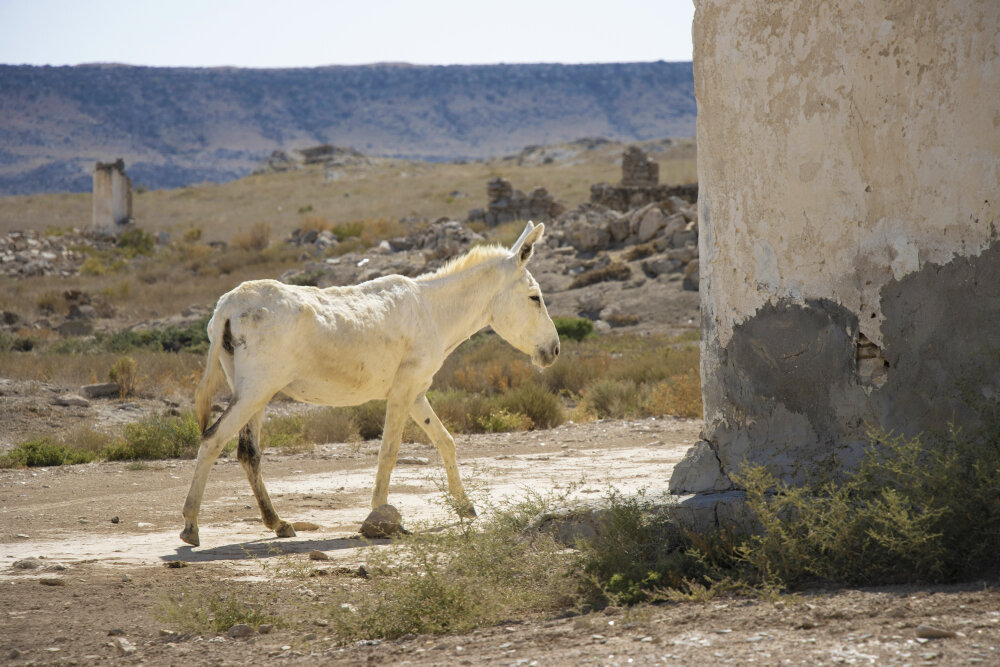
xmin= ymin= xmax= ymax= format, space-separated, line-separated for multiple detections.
xmin=281 ymin=375 xmax=391 ymax=407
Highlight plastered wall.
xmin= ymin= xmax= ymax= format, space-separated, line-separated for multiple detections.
xmin=671 ymin=0 xmax=1000 ymax=493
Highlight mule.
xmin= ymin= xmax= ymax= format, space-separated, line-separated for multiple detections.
xmin=180 ymin=222 xmax=559 ymax=546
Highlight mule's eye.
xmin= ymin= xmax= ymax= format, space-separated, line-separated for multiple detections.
xmin=529 ymin=295 xmax=541 ymax=304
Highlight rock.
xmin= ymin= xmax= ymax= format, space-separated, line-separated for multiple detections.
xmin=12 ymin=557 xmax=43 ymax=569
xmin=115 ymin=637 xmax=137 ymax=655
xmin=67 ymin=304 xmax=97 ymax=320
xmin=915 ymin=626 xmax=958 ymax=639
xmin=641 ymin=258 xmax=682 ymax=278
xmin=39 ymin=577 xmax=65 ymax=586
xmin=111 ymin=516 xmax=120 ymax=523
xmin=227 ymin=623 xmax=255 ymax=639
xmin=292 ymin=521 xmax=320 ymax=531
xmin=637 ymin=208 xmax=666 ymax=243
xmin=53 ymin=393 xmax=90 ymax=407
xmin=258 ymin=624 xmax=274 ymax=634
xmin=80 ymin=382 xmax=120 ymax=399
xmin=308 ymin=550 xmax=330 ymax=561
xmin=606 ymin=213 xmax=631 ymax=243
xmin=1 ymin=310 xmax=19 ymax=326
xmin=396 ymin=456 xmax=429 ymax=465
xmin=360 ymin=504 xmax=406 ymax=539
xmin=668 ymin=440 xmax=732 ymax=494
xmin=565 ymin=221 xmax=611 ymax=253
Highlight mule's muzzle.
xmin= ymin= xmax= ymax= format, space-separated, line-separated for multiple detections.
xmin=534 ymin=340 xmax=560 ymax=368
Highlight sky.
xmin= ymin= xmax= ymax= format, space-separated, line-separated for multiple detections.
xmin=0 ymin=0 xmax=694 ymax=68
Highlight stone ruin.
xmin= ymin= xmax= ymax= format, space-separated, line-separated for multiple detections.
xmin=92 ymin=158 xmax=132 ymax=235
xmin=466 ymin=178 xmax=565 ymax=226
xmin=589 ymin=146 xmax=698 ymax=212
xmin=621 ymin=145 xmax=659 ymax=187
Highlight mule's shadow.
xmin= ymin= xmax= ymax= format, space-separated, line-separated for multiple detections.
xmin=160 ymin=521 xmax=462 ymax=563
xmin=162 ymin=535 xmax=385 ymax=563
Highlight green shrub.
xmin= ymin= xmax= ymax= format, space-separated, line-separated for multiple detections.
xmin=736 ymin=420 xmax=1000 ymax=586
xmin=477 ymin=407 xmax=533 ymax=433
xmin=582 ymin=378 xmax=640 ymax=419
xmin=553 ymin=317 xmax=595 ymax=342
xmin=0 ymin=438 xmax=98 ymax=468
xmin=496 ymin=382 xmax=565 ymax=430
xmin=105 ymin=412 xmax=201 ymax=460
xmin=261 ymin=415 xmax=311 ymax=452
xmin=117 ymin=228 xmax=156 ymax=256
xmin=105 ymin=315 xmax=210 ymax=354
xmin=303 ymin=407 xmax=362 ymax=444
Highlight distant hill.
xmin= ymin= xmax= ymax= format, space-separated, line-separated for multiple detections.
xmin=0 ymin=62 xmax=695 ymax=195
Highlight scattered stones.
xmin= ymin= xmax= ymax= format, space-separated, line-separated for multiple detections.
xmin=360 ymin=504 xmax=406 ymax=539
xmin=227 ymin=623 xmax=255 ymax=639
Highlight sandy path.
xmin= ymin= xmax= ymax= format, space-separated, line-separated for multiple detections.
xmin=0 ymin=417 xmax=698 ymax=574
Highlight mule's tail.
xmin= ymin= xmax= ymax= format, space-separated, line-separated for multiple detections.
xmin=194 ymin=314 xmax=227 ymax=433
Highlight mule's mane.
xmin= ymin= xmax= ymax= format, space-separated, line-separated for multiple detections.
xmin=415 ymin=244 xmax=509 ymax=282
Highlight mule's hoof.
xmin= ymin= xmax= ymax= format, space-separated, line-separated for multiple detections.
xmin=275 ymin=521 xmax=297 ymax=538
xmin=180 ymin=525 xmax=200 ymax=547
xmin=457 ymin=503 xmax=478 ymax=519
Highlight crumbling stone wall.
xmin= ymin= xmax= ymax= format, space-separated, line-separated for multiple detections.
xmin=467 ymin=178 xmax=564 ymax=225
xmin=590 ymin=146 xmax=697 ymax=211
xmin=91 ymin=159 xmax=132 ymax=234
xmin=672 ymin=0 xmax=1000 ymax=499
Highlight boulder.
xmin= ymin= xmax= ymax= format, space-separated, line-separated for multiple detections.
xmin=565 ymin=221 xmax=611 ymax=253
xmin=668 ymin=439 xmax=729 ymax=494
xmin=360 ymin=504 xmax=406 ymax=539
xmin=81 ymin=382 xmax=120 ymax=399
xmin=637 ymin=208 xmax=667 ymax=243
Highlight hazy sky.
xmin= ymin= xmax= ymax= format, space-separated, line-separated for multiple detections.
xmin=0 ymin=0 xmax=694 ymax=68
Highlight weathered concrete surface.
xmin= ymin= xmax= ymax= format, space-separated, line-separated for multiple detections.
xmin=677 ymin=0 xmax=1000 ymax=493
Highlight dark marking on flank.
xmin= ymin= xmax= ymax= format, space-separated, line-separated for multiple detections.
xmin=222 ymin=319 xmax=235 ymax=354
xmin=424 ymin=418 xmax=431 ymax=425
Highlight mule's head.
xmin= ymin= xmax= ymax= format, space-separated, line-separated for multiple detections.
xmin=489 ymin=221 xmax=561 ymax=368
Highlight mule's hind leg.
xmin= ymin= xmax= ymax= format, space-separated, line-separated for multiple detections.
xmin=410 ymin=394 xmax=475 ymax=518
xmin=180 ymin=392 xmax=269 ymax=546
xmin=237 ymin=410 xmax=295 ymax=539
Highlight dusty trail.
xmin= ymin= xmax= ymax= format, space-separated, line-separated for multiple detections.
xmin=0 ymin=417 xmax=696 ymax=570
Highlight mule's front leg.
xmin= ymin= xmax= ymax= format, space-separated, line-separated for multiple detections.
xmin=410 ymin=394 xmax=475 ymax=518
xmin=371 ymin=396 xmax=411 ymax=509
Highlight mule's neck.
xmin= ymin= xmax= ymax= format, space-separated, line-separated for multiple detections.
xmin=418 ymin=259 xmax=505 ymax=355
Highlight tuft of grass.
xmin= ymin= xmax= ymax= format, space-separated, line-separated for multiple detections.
xmin=302 ymin=407 xmax=362 ymax=444
xmin=477 ymin=407 xmax=533 ymax=433
xmin=156 ymin=588 xmax=281 ymax=634
xmin=328 ymin=492 xmax=578 ymax=641
xmin=108 ymin=355 xmax=139 ymax=399
xmin=582 ymin=378 xmax=640 ymax=419
xmin=231 ymin=221 xmax=271 ymax=251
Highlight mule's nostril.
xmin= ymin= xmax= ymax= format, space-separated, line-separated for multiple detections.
xmin=552 ymin=342 xmax=560 ymax=358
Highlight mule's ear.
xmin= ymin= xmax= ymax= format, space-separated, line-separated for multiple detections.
xmin=511 ymin=222 xmax=545 ymax=267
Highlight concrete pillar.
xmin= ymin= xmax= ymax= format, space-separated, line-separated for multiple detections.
xmin=92 ymin=159 xmax=132 ymax=234
xmin=671 ymin=0 xmax=1000 ymax=496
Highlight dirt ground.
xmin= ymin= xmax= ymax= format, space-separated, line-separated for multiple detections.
xmin=2 ymin=414 xmax=999 ymax=666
